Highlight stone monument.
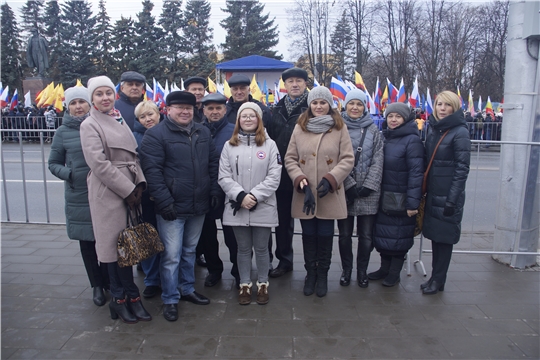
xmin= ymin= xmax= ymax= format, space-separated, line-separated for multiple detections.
xmin=23 ymin=28 xmax=51 ymax=105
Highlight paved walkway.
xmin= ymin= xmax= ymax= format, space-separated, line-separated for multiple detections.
xmin=1 ymin=223 xmax=538 ymax=359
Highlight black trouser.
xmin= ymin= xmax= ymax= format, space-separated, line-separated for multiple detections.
xmin=79 ymin=241 xmax=109 ymax=289
xmin=222 ymin=224 xmax=239 ymax=279
xmin=198 ymin=215 xmax=224 ymax=275
xmin=337 ymin=215 xmax=375 ymax=272
xmin=108 ymin=262 xmax=139 ymax=299
xmin=431 ymin=241 xmax=453 ymax=284
xmin=272 ymin=189 xmax=294 ymax=269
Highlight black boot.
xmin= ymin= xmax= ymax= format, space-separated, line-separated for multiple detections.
xmin=109 ymin=297 xmax=138 ymax=324
xmin=339 ymin=269 xmax=352 ymax=286
xmin=316 ymin=235 xmax=333 ymax=297
xmin=368 ymin=254 xmax=391 ymax=280
xmin=93 ymin=287 xmax=106 ymax=306
xmin=382 ymin=256 xmax=405 ymax=287
xmin=422 ymin=280 xmax=445 ymax=295
xmin=302 ymin=235 xmax=317 ymax=296
xmin=127 ymin=296 xmax=152 ymax=321
xmin=420 ymin=277 xmax=433 ymax=290
xmin=357 ymin=270 xmax=369 ymax=288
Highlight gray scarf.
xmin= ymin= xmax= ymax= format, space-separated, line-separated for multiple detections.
xmin=284 ymin=91 xmax=308 ymax=116
xmin=306 ymin=115 xmax=335 ymax=133
xmin=72 ymin=112 xmax=90 ymax=124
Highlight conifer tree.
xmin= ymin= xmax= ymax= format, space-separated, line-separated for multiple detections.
xmin=1 ymin=3 xmax=23 ymax=89
xmin=183 ymin=0 xmax=216 ymax=77
xmin=111 ymin=16 xmax=136 ymax=80
xmin=43 ymin=0 xmax=63 ymax=80
xmin=220 ymin=0 xmax=281 ymax=60
xmin=131 ymin=0 xmax=165 ymax=80
xmin=330 ymin=10 xmax=355 ymax=78
xmin=56 ymin=0 xmax=97 ymax=85
xmin=94 ymin=0 xmax=114 ymax=76
xmin=159 ymin=0 xmax=185 ymax=80
xmin=20 ymin=0 xmax=45 ymax=35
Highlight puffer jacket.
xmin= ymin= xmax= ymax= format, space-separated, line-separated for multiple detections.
xmin=267 ymin=93 xmax=308 ymax=192
xmin=219 ymin=131 xmax=281 ymax=227
xmin=422 ymin=110 xmax=471 ymax=244
xmin=373 ymin=119 xmax=424 ymax=254
xmin=48 ymin=113 xmax=94 ymax=241
xmin=341 ymin=111 xmax=384 ymax=216
xmin=139 ymin=117 xmax=220 ymax=216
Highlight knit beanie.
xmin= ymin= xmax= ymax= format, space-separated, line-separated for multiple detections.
xmin=87 ymin=76 xmax=116 ymax=100
xmin=64 ymin=86 xmax=91 ymax=106
xmin=384 ymin=102 xmax=411 ymax=122
xmin=237 ymin=102 xmax=263 ymax=122
xmin=307 ymin=86 xmax=333 ymax=107
xmin=344 ymin=89 xmax=367 ymax=109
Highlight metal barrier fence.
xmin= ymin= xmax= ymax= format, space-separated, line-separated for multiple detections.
xmin=1 ymin=116 xmax=63 ymax=143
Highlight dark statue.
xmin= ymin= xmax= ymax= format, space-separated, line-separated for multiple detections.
xmin=26 ymin=28 xmax=49 ymax=77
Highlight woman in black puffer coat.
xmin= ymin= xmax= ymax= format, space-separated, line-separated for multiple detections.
xmin=422 ymin=91 xmax=470 ymax=295
xmin=369 ymin=103 xmax=424 ymax=287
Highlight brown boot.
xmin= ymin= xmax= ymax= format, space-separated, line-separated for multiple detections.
xmin=256 ymin=281 xmax=269 ymax=305
xmin=238 ymin=283 xmax=252 ymax=305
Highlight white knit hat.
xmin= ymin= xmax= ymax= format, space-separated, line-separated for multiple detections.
xmin=237 ymin=102 xmax=263 ymax=122
xmin=64 ymin=86 xmax=91 ymax=106
xmin=307 ymin=86 xmax=333 ymax=106
xmin=87 ymin=76 xmax=116 ymax=100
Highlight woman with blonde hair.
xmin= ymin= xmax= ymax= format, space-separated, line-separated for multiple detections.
xmin=422 ymin=90 xmax=471 ymax=295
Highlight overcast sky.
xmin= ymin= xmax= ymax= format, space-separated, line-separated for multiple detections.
xmin=6 ymin=0 xmax=296 ymax=60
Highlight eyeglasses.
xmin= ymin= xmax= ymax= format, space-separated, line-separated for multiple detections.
xmin=240 ymin=114 xmax=257 ymax=120
xmin=169 ymin=105 xmax=193 ymax=112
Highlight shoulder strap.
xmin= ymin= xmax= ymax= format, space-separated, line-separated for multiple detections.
xmin=354 ymin=128 xmax=368 ymax=167
xmin=423 ymin=129 xmax=449 ymax=194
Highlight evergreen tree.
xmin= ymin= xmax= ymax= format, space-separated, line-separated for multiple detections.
xmin=183 ymin=0 xmax=216 ymax=77
xmin=159 ymin=0 xmax=185 ymax=80
xmin=43 ymin=0 xmax=63 ymax=80
xmin=110 ymin=16 xmax=136 ymax=80
xmin=330 ymin=10 xmax=355 ymax=78
xmin=56 ymin=0 xmax=97 ymax=85
xmin=94 ymin=0 xmax=114 ymax=76
xmin=1 ymin=3 xmax=23 ymax=90
xmin=131 ymin=0 xmax=165 ymax=80
xmin=220 ymin=0 xmax=281 ymax=60
xmin=20 ymin=0 xmax=45 ymax=35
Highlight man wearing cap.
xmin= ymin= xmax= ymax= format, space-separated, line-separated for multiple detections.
xmin=184 ymin=76 xmax=207 ymax=123
xmin=139 ymin=91 xmax=221 ymax=322
xmin=225 ymin=74 xmax=272 ymax=126
xmin=196 ymin=93 xmax=241 ymax=287
xmin=115 ymin=71 xmax=146 ymax=131
xmin=266 ymin=67 xmax=309 ymax=278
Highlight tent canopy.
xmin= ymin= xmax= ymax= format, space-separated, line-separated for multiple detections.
xmin=216 ymin=55 xmax=294 ymax=71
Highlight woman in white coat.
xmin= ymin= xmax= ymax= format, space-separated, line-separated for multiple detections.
xmin=218 ymin=102 xmax=281 ymax=305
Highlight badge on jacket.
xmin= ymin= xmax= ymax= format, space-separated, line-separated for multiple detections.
xmin=257 ymin=151 xmax=266 ymax=160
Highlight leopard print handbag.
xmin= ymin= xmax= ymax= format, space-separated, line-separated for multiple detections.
xmin=117 ymin=207 xmax=164 ymax=268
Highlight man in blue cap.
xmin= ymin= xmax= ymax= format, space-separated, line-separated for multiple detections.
xmin=184 ymin=76 xmax=207 ymax=123
xmin=115 ymin=71 xmax=146 ymax=130
xmin=225 ymin=74 xmax=272 ymax=126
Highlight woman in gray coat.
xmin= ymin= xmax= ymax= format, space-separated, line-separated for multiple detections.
xmin=337 ymin=89 xmax=384 ymax=288
xmin=48 ymin=86 xmax=109 ymax=307
xmin=218 ymin=102 xmax=281 ymax=306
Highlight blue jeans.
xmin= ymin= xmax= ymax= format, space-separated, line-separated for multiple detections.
xmin=141 ymin=253 xmax=161 ymax=287
xmin=157 ymin=214 xmax=205 ymax=304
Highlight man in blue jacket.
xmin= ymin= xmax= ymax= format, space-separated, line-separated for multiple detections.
xmin=139 ymin=91 xmax=221 ymax=322
xmin=115 ymin=71 xmax=146 ymax=130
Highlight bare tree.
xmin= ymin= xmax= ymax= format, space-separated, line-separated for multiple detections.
xmin=348 ymin=0 xmax=376 ymax=75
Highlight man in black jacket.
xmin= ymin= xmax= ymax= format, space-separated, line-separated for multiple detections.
xmin=139 ymin=91 xmax=221 ymax=322
xmin=225 ymin=74 xmax=272 ymax=126
xmin=266 ymin=67 xmax=309 ymax=277
xmin=184 ymin=76 xmax=207 ymax=123
xmin=115 ymin=71 xmax=146 ymax=130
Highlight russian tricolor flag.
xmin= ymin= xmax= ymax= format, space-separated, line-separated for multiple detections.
xmin=426 ymin=88 xmax=434 ymax=116
xmin=9 ymin=89 xmax=18 ymax=110
xmin=330 ymin=77 xmax=348 ymax=101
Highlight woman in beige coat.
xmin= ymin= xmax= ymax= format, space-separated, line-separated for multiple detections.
xmin=285 ymin=86 xmax=354 ymax=297
xmin=80 ymin=76 xmax=150 ymax=324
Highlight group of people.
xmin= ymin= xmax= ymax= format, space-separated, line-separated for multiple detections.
xmin=47 ymin=67 xmax=471 ymax=325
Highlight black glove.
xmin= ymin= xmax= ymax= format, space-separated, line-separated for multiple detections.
xmin=345 ymin=187 xmax=357 ymax=205
xmin=316 ymin=178 xmax=331 ymax=198
xmin=210 ymin=195 xmax=220 ymax=211
xmin=160 ymin=203 xmax=177 ymax=221
xmin=229 ymin=200 xmax=242 ymax=216
xmin=303 ymin=185 xmax=316 ymax=215
xmin=357 ymin=186 xmax=373 ymax=198
xmin=124 ymin=186 xmax=142 ymax=209
xmin=443 ymin=203 xmax=455 ymax=216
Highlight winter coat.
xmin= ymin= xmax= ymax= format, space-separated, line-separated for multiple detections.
xmin=202 ymin=116 xmax=235 ymax=155
xmin=219 ymin=131 xmax=281 ymax=227
xmin=48 ymin=112 xmax=94 ymax=242
xmin=284 ymin=123 xmax=354 ymax=220
xmin=80 ymin=107 xmax=146 ymax=263
xmin=267 ymin=95 xmax=308 ymax=192
xmin=115 ymin=91 xmax=143 ymax=131
xmin=225 ymin=96 xmax=272 ymax=127
xmin=422 ymin=110 xmax=471 ymax=244
xmin=341 ymin=112 xmax=384 ymax=216
xmin=373 ymin=120 xmax=424 ymax=255
xmin=139 ymin=117 xmax=221 ymax=217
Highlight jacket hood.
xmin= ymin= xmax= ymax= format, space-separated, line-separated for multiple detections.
xmin=341 ymin=111 xmax=373 ymax=130
xmin=429 ymin=110 xmax=466 ymax=131
xmin=382 ymin=118 xmax=419 ymax=140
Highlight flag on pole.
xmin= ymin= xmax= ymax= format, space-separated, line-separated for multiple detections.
xmin=76 ymin=79 xmax=83 ymax=87
xmin=115 ymin=83 xmax=120 ymax=100
xmin=250 ymin=75 xmax=264 ymax=102
xmin=54 ymin=84 xmax=64 ymax=112
xmin=145 ymin=83 xmax=154 ymax=101
xmin=24 ymin=91 xmax=31 ymax=108
xmin=313 ymin=78 xmax=320 ymax=87
xmin=329 ymin=77 xmax=348 ymax=101
xmin=497 ymin=97 xmax=504 ymax=113
xmin=485 ymin=96 xmax=494 ymax=116
xmin=477 ymin=95 xmax=482 ymax=112
xmin=9 ymin=89 xmax=18 ymax=110
xmin=223 ymin=80 xmax=232 ymax=99
xmin=374 ymin=77 xmax=382 ymax=114
xmin=354 ymin=71 xmax=366 ymax=92
xmin=457 ymin=86 xmax=466 ymax=110
xmin=262 ymin=80 xmax=269 ymax=105
xmin=0 ymin=86 xmax=9 ymax=108
xmin=207 ymin=77 xmax=217 ymax=93
xmin=164 ymin=80 xmax=170 ymax=99
xmin=37 ymin=83 xmax=53 ymax=107
xmin=366 ymin=91 xmax=378 ymax=115
xmin=274 ymin=82 xmax=280 ymax=104
xmin=468 ymin=90 xmax=476 ymax=117
xmin=154 ymin=80 xmax=166 ymax=108
xmin=426 ymin=88 xmax=434 ymax=116
xmin=397 ymin=78 xmax=406 ymax=103
xmin=386 ymin=78 xmax=398 ymax=103
xmin=408 ymin=76 xmax=419 ymax=107
xmin=381 ymin=85 xmax=389 ymax=109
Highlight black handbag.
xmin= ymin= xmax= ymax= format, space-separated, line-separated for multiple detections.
xmin=117 ymin=207 xmax=164 ymax=268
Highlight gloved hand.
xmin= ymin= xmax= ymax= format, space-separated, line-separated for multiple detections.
xmin=443 ymin=202 xmax=455 ymax=216
xmin=303 ymin=185 xmax=316 ymax=215
xmin=229 ymin=200 xmax=242 ymax=216
xmin=345 ymin=187 xmax=357 ymax=205
xmin=357 ymin=186 xmax=372 ymax=198
xmin=124 ymin=186 xmax=142 ymax=209
xmin=133 ymin=183 xmax=144 ymax=200
xmin=210 ymin=195 xmax=220 ymax=211
xmin=160 ymin=203 xmax=177 ymax=221
xmin=316 ymin=178 xmax=331 ymax=198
